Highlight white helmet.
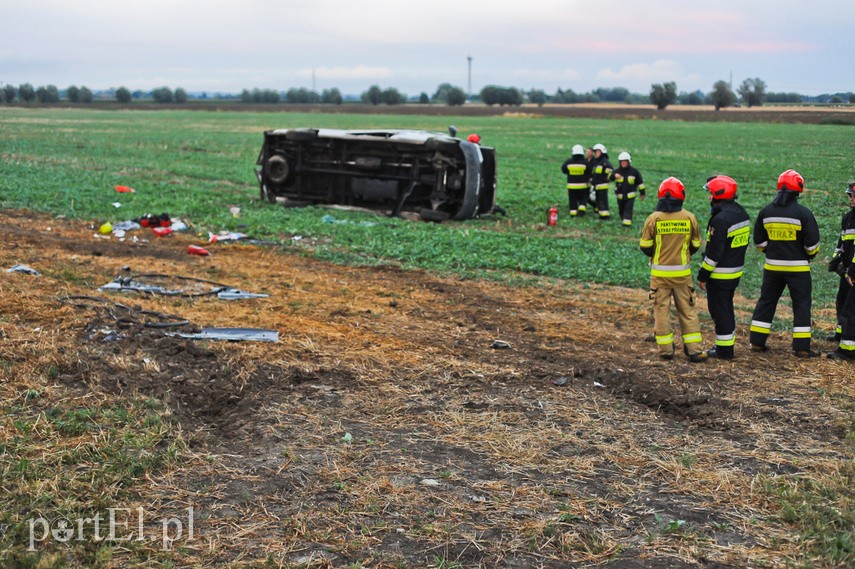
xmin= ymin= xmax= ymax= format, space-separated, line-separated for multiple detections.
xmin=572 ymin=144 xmax=584 ymax=156
xmin=593 ymin=143 xmax=607 ymax=153
xmin=618 ymin=151 xmax=631 ymax=163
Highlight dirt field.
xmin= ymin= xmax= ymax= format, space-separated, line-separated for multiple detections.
xmin=2 ymin=210 xmax=853 ymax=568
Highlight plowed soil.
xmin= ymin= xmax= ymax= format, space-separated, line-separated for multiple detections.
xmin=2 ymin=210 xmax=852 ymax=568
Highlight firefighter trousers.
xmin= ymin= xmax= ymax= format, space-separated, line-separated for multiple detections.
xmin=749 ymin=270 xmax=812 ymax=352
xmin=706 ymin=279 xmax=739 ymax=358
xmin=616 ymin=194 xmax=635 ymax=226
xmin=651 ymin=278 xmax=703 ymax=356
xmin=834 ymin=282 xmax=855 ymax=358
xmin=834 ymin=276 xmax=852 ymax=336
xmin=595 ymin=188 xmax=610 ymax=218
xmin=567 ymin=189 xmax=588 ymax=216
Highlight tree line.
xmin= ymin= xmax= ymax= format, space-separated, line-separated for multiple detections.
xmin=3 ymin=80 xmax=854 ymax=108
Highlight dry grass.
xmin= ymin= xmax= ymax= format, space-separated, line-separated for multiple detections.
xmin=1 ymin=211 xmax=853 ymax=568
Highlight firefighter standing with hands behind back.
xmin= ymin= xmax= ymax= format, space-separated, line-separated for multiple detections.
xmin=827 ymin=182 xmax=855 ymax=361
xmin=610 ymin=151 xmax=646 ymax=227
xmin=639 ymin=177 xmax=706 ymax=362
xmin=696 ymin=175 xmax=750 ymax=360
xmin=749 ymin=169 xmax=821 ymax=357
xmin=590 ymin=143 xmax=613 ymax=220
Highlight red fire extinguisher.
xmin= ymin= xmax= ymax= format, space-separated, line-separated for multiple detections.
xmin=548 ymin=205 xmax=558 ymax=226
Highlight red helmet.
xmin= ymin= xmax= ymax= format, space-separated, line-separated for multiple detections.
xmin=777 ymin=169 xmax=804 ymax=192
xmin=705 ymin=175 xmax=738 ymax=200
xmin=467 ymin=133 xmax=481 ymax=144
xmin=658 ymin=176 xmax=686 ymax=200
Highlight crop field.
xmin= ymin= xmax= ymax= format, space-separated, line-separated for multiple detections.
xmin=1 ymin=107 xmax=854 ymax=568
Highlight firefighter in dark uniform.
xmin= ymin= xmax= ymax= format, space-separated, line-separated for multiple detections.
xmin=696 ymin=175 xmax=750 ymax=360
xmin=749 ymin=169 xmax=821 ymax=357
xmin=590 ymin=143 xmax=613 ymax=220
xmin=610 ymin=151 xmax=646 ymax=227
xmin=827 ymin=183 xmax=855 ymax=360
xmin=560 ymin=144 xmax=590 ymax=217
xmin=640 ymin=177 xmax=706 ymax=362
xmin=826 ymin=182 xmax=855 ymax=341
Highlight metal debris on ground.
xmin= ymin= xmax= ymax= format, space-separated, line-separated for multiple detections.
xmin=7 ymin=264 xmax=41 ymax=275
xmin=58 ymin=295 xmax=191 ymax=329
xmin=99 ymin=274 xmax=269 ymax=300
xmin=168 ymin=327 xmax=279 ymax=342
xmin=552 ymin=376 xmax=569 ymax=386
xmin=491 ymin=339 xmax=512 ymax=349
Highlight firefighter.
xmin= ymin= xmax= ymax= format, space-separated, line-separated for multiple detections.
xmin=749 ymin=169 xmax=821 ymax=357
xmin=827 ymin=183 xmax=855 ymax=360
xmin=590 ymin=143 xmax=613 ymax=219
xmin=610 ymin=151 xmax=646 ymax=227
xmin=826 ymin=182 xmax=855 ymax=342
xmin=560 ymin=144 xmax=590 ymax=217
xmin=639 ymin=177 xmax=706 ymax=362
xmin=696 ymin=175 xmax=750 ymax=359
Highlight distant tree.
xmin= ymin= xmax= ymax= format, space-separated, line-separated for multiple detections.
xmin=766 ymin=92 xmax=803 ymax=104
xmin=286 ymin=88 xmax=319 ymax=104
xmin=35 ymin=85 xmax=60 ymax=103
xmin=362 ymin=85 xmax=383 ymax=105
xmin=528 ymin=89 xmax=548 ymax=106
xmin=152 ymin=87 xmax=174 ymax=103
xmin=239 ymin=89 xmax=252 ymax=103
xmin=2 ymin=84 xmax=16 ymax=103
xmin=418 ymin=92 xmax=430 ymax=104
xmin=19 ymin=83 xmax=35 ymax=102
xmin=79 ymin=86 xmax=93 ymax=103
xmin=432 ymin=82 xmax=458 ymax=103
xmin=737 ymin=77 xmax=766 ymax=107
xmin=594 ymin=87 xmax=631 ymax=102
xmin=678 ymin=90 xmax=704 ymax=105
xmin=115 ymin=87 xmax=132 ymax=103
xmin=174 ymin=88 xmax=188 ymax=103
xmin=66 ymin=85 xmax=80 ymax=102
xmin=480 ymin=85 xmax=501 ymax=106
xmin=553 ymin=88 xmax=580 ymax=104
xmin=481 ymin=85 xmax=523 ymax=106
xmin=381 ymin=87 xmax=406 ymax=105
xmin=261 ymin=89 xmax=280 ymax=103
xmin=445 ymin=86 xmax=467 ymax=106
xmin=849 ymin=93 xmax=855 ymax=104
xmin=830 ymin=95 xmax=843 ymax=104
xmin=649 ymin=82 xmax=677 ymax=110
xmin=710 ymin=80 xmax=736 ymax=110
xmin=321 ymin=88 xmax=343 ymax=105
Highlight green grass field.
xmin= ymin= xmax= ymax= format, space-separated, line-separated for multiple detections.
xmin=2 ymin=107 xmax=853 ymax=307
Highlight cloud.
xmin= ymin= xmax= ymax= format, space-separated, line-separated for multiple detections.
xmin=596 ymin=60 xmax=700 ymax=89
xmin=297 ymin=66 xmax=392 ymax=81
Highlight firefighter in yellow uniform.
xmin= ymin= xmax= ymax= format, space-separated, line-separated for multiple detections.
xmin=639 ymin=177 xmax=707 ymax=362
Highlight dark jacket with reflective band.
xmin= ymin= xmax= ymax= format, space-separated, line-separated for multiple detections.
xmin=590 ymin=155 xmax=613 ymax=190
xmin=834 ymin=207 xmax=855 ymax=272
xmin=754 ymin=191 xmax=821 ymax=272
xmin=560 ymin=156 xmax=590 ymax=190
xmin=697 ymin=200 xmax=750 ymax=283
xmin=640 ymin=203 xmax=701 ymax=280
xmin=609 ymin=165 xmax=645 ymax=198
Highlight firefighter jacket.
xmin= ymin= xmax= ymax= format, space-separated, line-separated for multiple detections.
xmin=639 ymin=199 xmax=702 ymax=279
xmin=560 ymin=156 xmax=590 ymax=191
xmin=590 ymin=155 xmax=613 ymax=191
xmin=697 ymin=200 xmax=750 ymax=283
xmin=830 ymin=207 xmax=855 ymax=275
xmin=609 ymin=165 xmax=646 ymax=198
xmin=754 ymin=190 xmax=820 ymax=272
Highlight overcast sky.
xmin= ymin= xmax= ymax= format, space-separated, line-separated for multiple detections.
xmin=1 ymin=0 xmax=852 ymax=96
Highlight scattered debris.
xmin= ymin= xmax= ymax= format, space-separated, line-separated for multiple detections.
xmin=99 ymin=274 xmax=269 ymax=300
xmin=341 ymin=432 xmax=353 ymax=443
xmin=169 ymin=327 xmax=279 ymax=342
xmin=593 ymin=381 xmax=605 ymax=388
xmin=98 ymin=222 xmax=113 ymax=235
xmin=152 ymin=227 xmax=172 ymax=237
xmin=113 ymin=220 xmax=142 ymax=232
xmin=420 ymin=478 xmax=441 ymax=487
xmin=7 ymin=264 xmax=41 ymax=276
xmin=209 ymin=231 xmax=249 ymax=243
xmin=137 ymin=213 xmax=172 ymax=228
xmin=491 ymin=339 xmax=512 ymax=349
xmin=321 ymin=214 xmax=377 ymax=227
xmin=229 ymin=206 xmax=241 ymax=218
xmin=115 ymin=185 xmax=135 ymax=193
xmin=552 ymin=376 xmax=569 ymax=387
xmin=58 ymin=296 xmax=191 ymax=329
xmin=187 ymin=245 xmax=210 ymax=256
xmin=112 ymin=202 xmax=122 ymax=208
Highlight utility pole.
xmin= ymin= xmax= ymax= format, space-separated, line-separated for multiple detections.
xmin=467 ymin=56 xmax=472 ymax=100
